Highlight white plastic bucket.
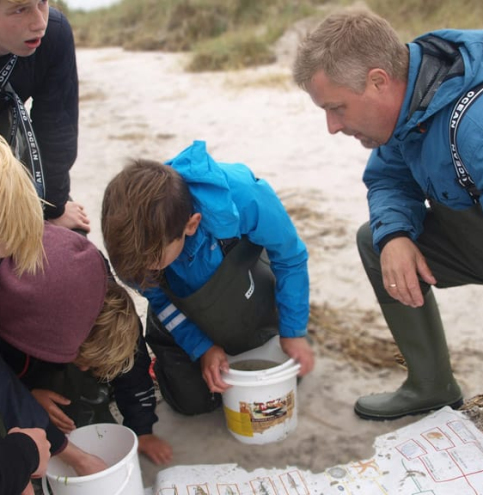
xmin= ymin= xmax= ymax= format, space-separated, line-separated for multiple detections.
xmin=221 ymin=336 xmax=300 ymax=445
xmin=41 ymin=423 xmax=144 ymax=495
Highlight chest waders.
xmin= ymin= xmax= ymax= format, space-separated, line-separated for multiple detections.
xmin=145 ymin=237 xmax=279 ymax=416
xmin=353 ymin=200 xmax=483 ymax=419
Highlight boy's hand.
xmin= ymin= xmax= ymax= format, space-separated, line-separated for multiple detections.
xmin=280 ymin=337 xmax=315 ymax=376
xmin=58 ymin=441 xmax=108 ymax=476
xmin=31 ymin=389 xmax=75 ymax=433
xmin=138 ymin=433 xmax=173 ymax=465
xmin=200 ymin=345 xmax=231 ymax=393
xmin=21 ymin=481 xmax=35 ymax=495
xmin=48 ymin=201 xmax=91 ymax=233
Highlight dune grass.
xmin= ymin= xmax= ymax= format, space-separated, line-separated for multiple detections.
xmin=55 ymin=0 xmax=483 ymax=72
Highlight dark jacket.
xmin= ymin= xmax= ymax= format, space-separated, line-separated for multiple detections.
xmin=0 ymin=7 xmax=79 ymax=219
xmin=0 ymin=432 xmax=40 ymax=495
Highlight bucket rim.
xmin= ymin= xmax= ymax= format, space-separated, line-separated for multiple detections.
xmin=222 ymin=363 xmax=300 ymax=387
xmin=226 ymin=357 xmax=297 ymax=377
xmin=46 ymin=423 xmax=138 ymax=484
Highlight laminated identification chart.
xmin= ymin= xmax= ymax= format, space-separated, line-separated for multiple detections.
xmin=145 ymin=407 xmax=483 ymax=494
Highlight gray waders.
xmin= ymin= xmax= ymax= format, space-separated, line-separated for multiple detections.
xmin=354 ymin=200 xmax=483 ymax=419
xmin=146 ymin=237 xmax=279 ymax=415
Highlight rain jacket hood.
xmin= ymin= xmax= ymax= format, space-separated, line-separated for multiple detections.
xmin=166 ymin=140 xmax=240 ymax=240
xmin=393 ymin=30 xmax=483 ymax=142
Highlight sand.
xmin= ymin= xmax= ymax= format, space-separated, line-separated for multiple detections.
xmin=71 ymin=46 xmax=483 ymax=488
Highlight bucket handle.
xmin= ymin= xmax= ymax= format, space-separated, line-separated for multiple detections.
xmin=40 ymin=463 xmax=134 ymax=495
xmin=41 ymin=476 xmax=51 ymax=494
xmin=112 ymin=462 xmax=134 ymax=495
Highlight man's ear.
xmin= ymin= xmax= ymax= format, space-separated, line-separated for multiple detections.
xmin=185 ymin=213 xmax=202 ymax=236
xmin=367 ymin=68 xmax=389 ymax=92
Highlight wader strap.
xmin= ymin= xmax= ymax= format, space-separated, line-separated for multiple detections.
xmin=449 ymin=82 xmax=483 ymax=204
xmin=0 ymin=55 xmax=46 ymax=200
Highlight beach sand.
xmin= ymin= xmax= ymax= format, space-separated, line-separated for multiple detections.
xmin=72 ymin=46 xmax=483 ymax=488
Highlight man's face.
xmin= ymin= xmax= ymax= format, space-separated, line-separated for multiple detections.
xmin=306 ymin=70 xmax=395 ymax=149
xmin=0 ymin=0 xmax=49 ymax=57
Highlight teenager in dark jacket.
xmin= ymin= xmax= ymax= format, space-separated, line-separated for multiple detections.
xmin=0 ymin=0 xmax=89 ymax=231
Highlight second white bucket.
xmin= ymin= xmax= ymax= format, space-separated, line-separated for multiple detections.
xmin=221 ymin=336 xmax=300 ymax=445
xmin=42 ymin=423 xmax=144 ymax=495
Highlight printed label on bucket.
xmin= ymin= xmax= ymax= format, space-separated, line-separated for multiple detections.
xmin=224 ymin=391 xmax=295 ymax=437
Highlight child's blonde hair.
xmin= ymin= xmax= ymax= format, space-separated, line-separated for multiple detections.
xmin=0 ymin=136 xmax=44 ymax=275
xmin=74 ymin=279 xmax=140 ymax=382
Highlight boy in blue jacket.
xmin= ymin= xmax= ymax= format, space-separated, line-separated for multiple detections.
xmin=102 ymin=141 xmax=314 ymax=415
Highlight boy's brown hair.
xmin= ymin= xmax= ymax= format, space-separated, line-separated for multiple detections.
xmin=74 ymin=279 xmax=139 ymax=382
xmin=0 ymin=136 xmax=44 ymax=275
xmin=102 ymin=159 xmax=193 ymax=287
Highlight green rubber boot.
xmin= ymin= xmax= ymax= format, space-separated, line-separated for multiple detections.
xmin=355 ymin=290 xmax=463 ymax=420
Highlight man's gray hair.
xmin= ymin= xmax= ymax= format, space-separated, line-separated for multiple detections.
xmin=293 ymin=8 xmax=408 ymax=93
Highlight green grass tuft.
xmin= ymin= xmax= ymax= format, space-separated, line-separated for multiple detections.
xmin=63 ymin=0 xmax=483 ymax=71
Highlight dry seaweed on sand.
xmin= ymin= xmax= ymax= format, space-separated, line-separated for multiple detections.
xmin=459 ymin=395 xmax=483 ymax=432
xmin=308 ymin=301 xmax=403 ymax=370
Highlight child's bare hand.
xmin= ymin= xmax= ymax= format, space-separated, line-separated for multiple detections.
xmin=280 ymin=337 xmax=314 ymax=376
xmin=58 ymin=441 xmax=108 ymax=476
xmin=200 ymin=345 xmax=230 ymax=393
xmin=21 ymin=481 xmax=35 ymax=495
xmin=48 ymin=201 xmax=91 ymax=233
xmin=31 ymin=389 xmax=75 ymax=433
xmin=138 ymin=434 xmax=173 ymax=465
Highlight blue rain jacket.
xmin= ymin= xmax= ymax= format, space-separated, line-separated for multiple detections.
xmin=364 ymin=29 xmax=483 ymax=248
xmin=144 ymin=141 xmax=309 ymax=360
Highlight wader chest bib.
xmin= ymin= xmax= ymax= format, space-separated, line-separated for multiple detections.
xmin=146 ymin=237 xmax=279 ymax=415
xmin=161 ymin=236 xmax=278 ymax=354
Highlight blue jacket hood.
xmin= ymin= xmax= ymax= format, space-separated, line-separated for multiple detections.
xmin=166 ymin=141 xmax=241 ymax=240
xmin=394 ymin=29 xmax=483 ymax=141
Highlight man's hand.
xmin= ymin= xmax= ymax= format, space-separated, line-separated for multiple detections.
xmin=31 ymin=389 xmax=75 ymax=433
xmin=200 ymin=345 xmax=231 ymax=393
xmin=381 ymin=236 xmax=436 ymax=307
xmin=279 ymin=337 xmax=314 ymax=376
xmin=138 ymin=434 xmax=173 ymax=465
xmin=48 ymin=201 xmax=90 ymax=233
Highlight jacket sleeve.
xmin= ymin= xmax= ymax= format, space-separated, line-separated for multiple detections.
xmin=30 ymin=9 xmax=79 ymax=219
xmin=0 ymin=432 xmax=39 ymax=495
xmin=363 ymin=145 xmax=427 ymax=250
xmin=0 ymin=355 xmax=49 ymax=432
xmin=225 ymin=164 xmax=310 ymax=338
xmin=111 ymin=321 xmax=159 ymax=436
xmin=143 ymin=287 xmax=214 ymax=361
xmin=0 ymin=352 xmax=66 ymax=455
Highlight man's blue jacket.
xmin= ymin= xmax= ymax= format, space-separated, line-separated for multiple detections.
xmin=364 ymin=29 xmax=483 ymax=248
xmin=144 ymin=141 xmax=309 ymax=360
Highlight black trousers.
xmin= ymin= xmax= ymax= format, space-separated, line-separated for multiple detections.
xmin=145 ymin=307 xmax=222 ymax=416
xmin=357 ymin=202 xmax=483 ymax=304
